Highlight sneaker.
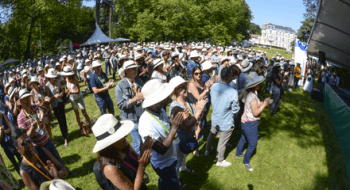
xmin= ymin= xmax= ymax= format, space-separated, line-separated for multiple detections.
xmin=216 ymin=160 xmax=232 ymax=167
xmin=236 ymin=154 xmax=244 ymax=158
xmin=244 ymin=163 xmax=253 ymax=171
xmin=288 ymin=88 xmax=292 ymax=92
xmin=205 ymin=146 xmax=213 ymax=156
xmin=84 ymin=87 xmax=89 ymax=92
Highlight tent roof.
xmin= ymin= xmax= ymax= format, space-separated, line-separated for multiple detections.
xmin=2 ymin=58 xmax=19 ymax=65
xmin=307 ymin=0 xmax=350 ymax=70
xmin=81 ymin=25 xmax=118 ymax=46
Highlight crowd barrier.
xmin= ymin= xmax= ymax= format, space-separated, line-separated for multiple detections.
xmin=323 ymin=83 xmax=350 ymax=184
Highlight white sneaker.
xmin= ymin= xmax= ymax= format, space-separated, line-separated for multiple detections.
xmin=216 ymin=160 xmax=231 ymax=167
xmin=288 ymin=88 xmax=292 ymax=92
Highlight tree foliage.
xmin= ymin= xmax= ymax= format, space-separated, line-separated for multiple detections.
xmin=302 ymin=0 xmax=320 ymax=19
xmin=296 ymin=17 xmax=314 ymax=42
xmin=114 ymin=0 xmax=252 ymax=45
xmin=0 ymin=0 xmax=95 ymax=62
xmin=249 ymin=23 xmax=261 ymax=35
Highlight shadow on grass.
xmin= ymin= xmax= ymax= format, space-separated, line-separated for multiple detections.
xmin=66 ymin=158 xmax=96 ymax=179
xmin=62 ymin=153 xmax=81 ymax=165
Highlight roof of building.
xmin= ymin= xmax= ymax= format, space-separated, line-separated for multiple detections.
xmin=266 ymin=23 xmax=296 ymax=34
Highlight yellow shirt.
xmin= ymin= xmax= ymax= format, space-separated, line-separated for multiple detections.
xmin=295 ymin=67 xmax=301 ymax=78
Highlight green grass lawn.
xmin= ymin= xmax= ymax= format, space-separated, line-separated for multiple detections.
xmin=1 ymin=51 xmax=348 ymax=189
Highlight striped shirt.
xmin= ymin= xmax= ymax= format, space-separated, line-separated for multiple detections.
xmin=17 ymin=106 xmax=49 ymax=146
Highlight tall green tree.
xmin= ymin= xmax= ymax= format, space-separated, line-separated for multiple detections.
xmin=296 ymin=17 xmax=314 ymax=42
xmin=249 ymin=23 xmax=261 ymax=35
xmin=302 ymin=0 xmax=320 ymax=19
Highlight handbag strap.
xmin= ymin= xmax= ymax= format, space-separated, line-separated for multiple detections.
xmin=24 ymin=154 xmax=52 ymax=181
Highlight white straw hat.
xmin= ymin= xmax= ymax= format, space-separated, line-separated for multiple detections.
xmin=61 ymin=66 xmax=75 ymax=76
xmin=40 ymin=179 xmax=75 ymax=190
xmin=29 ymin=76 xmax=40 ymax=84
xmin=220 ymin=56 xmax=230 ymax=64
xmin=8 ymin=86 xmax=17 ymax=100
xmin=244 ymin=72 xmax=265 ymax=90
xmin=118 ymin=55 xmax=128 ymax=61
xmin=45 ymin=68 xmax=58 ymax=78
xmin=273 ymin=62 xmax=281 ymax=67
xmin=92 ymin=60 xmax=102 ymax=68
xmin=142 ymin=79 xmax=174 ymax=108
xmin=85 ymin=59 xmax=91 ymax=63
xmin=190 ymin=51 xmax=200 ymax=58
xmin=92 ymin=114 xmax=134 ymax=153
xmin=123 ymin=60 xmax=139 ymax=71
xmin=152 ymin=59 xmax=164 ymax=69
xmin=169 ymin=76 xmax=187 ymax=89
xmin=18 ymin=88 xmax=32 ymax=100
xmin=135 ymin=54 xmax=143 ymax=60
xmin=202 ymin=61 xmax=213 ymax=71
xmin=241 ymin=59 xmax=253 ymax=73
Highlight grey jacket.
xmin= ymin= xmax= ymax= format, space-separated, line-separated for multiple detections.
xmin=115 ymin=77 xmax=144 ymax=123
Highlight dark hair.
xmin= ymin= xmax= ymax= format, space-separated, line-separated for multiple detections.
xmin=231 ymin=65 xmax=241 ymax=78
xmin=191 ymin=66 xmax=202 ymax=82
xmin=97 ymin=144 xmax=128 ymax=171
xmin=246 ymin=87 xmax=256 ymax=93
xmin=272 ymin=66 xmax=280 ymax=74
xmin=221 ymin=67 xmax=233 ymax=81
xmin=13 ymin=128 xmax=27 ymax=148
xmin=162 ymin=50 xmax=170 ymax=57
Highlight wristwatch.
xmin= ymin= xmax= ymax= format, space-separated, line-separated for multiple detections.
xmin=206 ymin=89 xmax=209 ymax=92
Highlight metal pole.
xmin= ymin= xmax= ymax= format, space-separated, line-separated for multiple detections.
xmin=96 ymin=0 xmax=100 ymax=26
xmin=109 ymin=1 xmax=112 ymax=37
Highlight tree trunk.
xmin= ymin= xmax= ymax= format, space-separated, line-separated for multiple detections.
xmin=26 ymin=18 xmax=35 ymax=59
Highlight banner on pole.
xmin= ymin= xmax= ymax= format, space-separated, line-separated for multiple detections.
xmin=294 ymin=39 xmax=308 ymax=86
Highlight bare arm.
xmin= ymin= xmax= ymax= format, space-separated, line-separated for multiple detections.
xmin=188 ymin=82 xmax=207 ymax=101
xmin=104 ymin=164 xmax=144 ymax=190
xmin=21 ymin=170 xmax=39 ymax=190
xmin=42 ymin=148 xmax=68 ymax=179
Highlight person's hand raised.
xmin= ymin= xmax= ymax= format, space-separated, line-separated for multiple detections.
xmin=170 ymin=112 xmax=184 ymax=130
xmin=140 ymin=135 xmax=154 ymax=156
xmin=47 ymin=160 xmax=59 ymax=178
xmin=138 ymin=149 xmax=152 ymax=167
xmin=264 ymin=97 xmax=273 ymax=106
xmin=135 ymin=89 xmax=143 ymax=100
xmin=195 ymin=99 xmax=207 ymax=114
xmin=44 ymin=96 xmax=51 ymax=102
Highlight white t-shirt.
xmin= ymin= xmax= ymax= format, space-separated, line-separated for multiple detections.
xmin=84 ymin=66 xmax=93 ymax=79
xmin=138 ymin=109 xmax=178 ymax=170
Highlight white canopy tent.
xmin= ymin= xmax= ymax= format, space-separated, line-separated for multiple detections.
xmin=81 ymin=25 xmax=121 ymax=46
xmin=307 ymin=0 xmax=350 ymax=70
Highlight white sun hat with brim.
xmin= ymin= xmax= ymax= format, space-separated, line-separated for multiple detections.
xmin=40 ymin=179 xmax=75 ymax=190
xmin=9 ymin=78 xmax=15 ymax=84
xmin=118 ymin=55 xmax=128 ymax=61
xmin=8 ymin=86 xmax=17 ymax=100
xmin=220 ymin=56 xmax=230 ymax=64
xmin=135 ymin=54 xmax=143 ymax=60
xmin=22 ymin=74 xmax=28 ymax=79
xmin=61 ymin=66 xmax=75 ymax=76
xmin=45 ymin=68 xmax=58 ymax=78
xmin=29 ymin=76 xmax=40 ymax=84
xmin=85 ymin=59 xmax=91 ymax=63
xmin=152 ymin=59 xmax=164 ymax=69
xmin=5 ymin=83 xmax=10 ymax=90
xmin=169 ymin=76 xmax=187 ymax=89
xmin=23 ymin=69 xmax=28 ymax=74
xmin=142 ymin=79 xmax=175 ymax=108
xmin=241 ymin=59 xmax=253 ymax=73
xmin=92 ymin=114 xmax=134 ymax=153
xmin=244 ymin=72 xmax=265 ymax=90
xmin=59 ymin=58 xmax=65 ymax=62
xmin=45 ymin=64 xmax=51 ymax=68
xmin=172 ymin=52 xmax=179 ymax=57
xmin=92 ymin=60 xmax=102 ymax=68
xmin=273 ymin=62 xmax=281 ymax=67
xmin=18 ymin=88 xmax=32 ymax=100
xmin=189 ymin=51 xmax=200 ymax=58
xmin=123 ymin=60 xmax=139 ymax=71
xmin=135 ymin=45 xmax=142 ymax=51
xmin=202 ymin=61 xmax=213 ymax=71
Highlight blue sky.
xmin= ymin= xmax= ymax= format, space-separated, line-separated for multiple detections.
xmin=246 ymin=0 xmax=305 ymax=32
xmin=83 ymin=0 xmax=305 ymax=32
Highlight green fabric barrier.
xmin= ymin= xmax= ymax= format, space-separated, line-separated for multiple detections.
xmin=324 ymin=83 xmax=350 ymax=185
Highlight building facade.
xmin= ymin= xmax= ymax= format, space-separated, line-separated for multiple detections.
xmin=259 ymin=23 xmax=296 ymax=51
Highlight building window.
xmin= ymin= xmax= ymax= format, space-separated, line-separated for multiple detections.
xmin=276 ymin=37 xmax=278 ymax=41
xmin=270 ymin=30 xmax=272 ymax=34
xmin=282 ymin=38 xmax=284 ymax=42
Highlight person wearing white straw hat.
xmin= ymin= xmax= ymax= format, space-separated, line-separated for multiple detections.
xmin=169 ymin=52 xmax=186 ymax=79
xmin=138 ymin=79 xmax=185 ymax=190
xmin=45 ymin=68 xmax=70 ymax=147
xmin=236 ymin=72 xmax=272 ymax=171
xmin=205 ymin=68 xmax=239 ymax=167
xmin=90 ymin=60 xmax=115 ymax=115
xmin=151 ymin=59 xmax=167 ymax=83
xmin=40 ymin=179 xmax=75 ymax=190
xmin=76 ymin=54 xmax=84 ymax=82
xmin=82 ymin=59 xmax=93 ymax=93
xmin=103 ymin=46 xmax=112 ymax=75
xmin=29 ymin=76 xmax=57 ymax=145
xmin=115 ymin=60 xmax=144 ymax=155
xmin=187 ymin=51 xmax=201 ymax=79
xmin=237 ymin=59 xmax=253 ymax=91
xmin=218 ymin=56 xmax=231 ymax=80
xmin=168 ymin=76 xmax=206 ymax=187
xmin=13 ymin=128 xmax=68 ymax=189
xmin=21 ymin=73 xmax=31 ymax=92
xmin=92 ymin=114 xmax=152 ymax=190
xmin=270 ymin=62 xmax=289 ymax=117
xmin=62 ymin=66 xmax=93 ymax=135
xmin=109 ymin=50 xmax=119 ymax=80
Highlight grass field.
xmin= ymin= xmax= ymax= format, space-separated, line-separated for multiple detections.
xmin=1 ymin=47 xmax=348 ymax=190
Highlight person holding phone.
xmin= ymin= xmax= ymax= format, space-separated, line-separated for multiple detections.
xmin=236 ymin=72 xmax=273 ymax=171
xmin=270 ymin=63 xmax=289 ymax=116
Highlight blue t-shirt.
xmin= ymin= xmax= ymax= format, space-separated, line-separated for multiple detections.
xmin=90 ymin=72 xmax=110 ymax=100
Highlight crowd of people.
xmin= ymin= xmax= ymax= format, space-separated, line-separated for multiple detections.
xmin=0 ymin=41 xmax=315 ymax=190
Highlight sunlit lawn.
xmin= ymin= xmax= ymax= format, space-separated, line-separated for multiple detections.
xmin=1 ymin=50 xmax=348 ymax=189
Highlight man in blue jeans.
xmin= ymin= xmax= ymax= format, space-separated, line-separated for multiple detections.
xmin=115 ymin=60 xmax=144 ymax=155
xmin=90 ymin=60 xmax=115 ymax=115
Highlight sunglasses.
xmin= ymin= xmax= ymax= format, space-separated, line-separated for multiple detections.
xmin=21 ymin=137 xmax=32 ymax=147
xmin=194 ymin=72 xmax=202 ymax=76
